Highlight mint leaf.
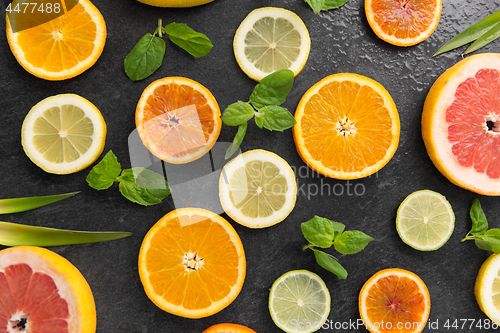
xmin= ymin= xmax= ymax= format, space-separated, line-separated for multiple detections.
xmin=124 ymin=33 xmax=166 ymax=81
xmin=313 ymin=249 xmax=347 ymax=279
xmin=221 ymin=102 xmax=255 ymax=126
xmin=301 ymin=216 xmax=337 ymax=248
xmin=86 ymin=151 xmax=121 ymax=190
xmin=470 ymin=198 xmax=488 ymax=235
xmin=164 ymin=22 xmax=213 ymax=58
xmin=225 ymin=122 xmax=247 ymax=160
xmin=334 ymin=230 xmax=373 ymax=255
xmin=117 ymin=168 xmax=171 ymax=206
xmin=475 ymin=229 xmax=500 ymax=253
xmin=249 ymin=69 xmax=294 ymax=109
xmin=304 ymin=0 xmax=323 ymax=13
xmin=255 ymin=106 xmax=296 ymax=131
xmin=304 ymin=0 xmax=350 ymax=13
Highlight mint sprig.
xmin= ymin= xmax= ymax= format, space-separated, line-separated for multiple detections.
xmin=222 ymin=69 xmax=297 ymax=159
xmin=301 ymin=216 xmax=373 ymax=279
xmin=462 ymin=199 xmax=500 ymax=253
xmin=124 ymin=19 xmax=212 ymax=81
xmin=86 ymin=151 xmax=171 ymax=206
xmin=304 ymin=0 xmax=350 ymax=13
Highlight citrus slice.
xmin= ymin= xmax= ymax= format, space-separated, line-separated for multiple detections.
xmin=269 ymin=270 xmax=330 ymax=333
xmin=475 ymin=253 xmax=500 ymax=324
xmin=396 ymin=190 xmax=455 ymax=251
xmin=6 ymin=0 xmax=106 ymax=80
xmin=202 ymin=323 xmax=257 ymax=333
xmin=138 ymin=208 xmax=246 ymax=319
xmin=359 ymin=268 xmax=430 ymax=333
xmin=233 ymin=7 xmax=310 ymax=81
xmin=0 ymin=246 xmax=95 ymax=333
xmin=422 ymin=53 xmax=500 ymax=196
xmin=365 ymin=0 xmax=442 ymax=46
xmin=136 ymin=0 xmax=213 ymax=7
xmin=21 ymin=94 xmax=106 ymax=174
xmin=135 ymin=77 xmax=222 ymax=164
xmin=293 ymin=73 xmax=400 ymax=179
xmin=219 ymin=149 xmax=297 ymax=228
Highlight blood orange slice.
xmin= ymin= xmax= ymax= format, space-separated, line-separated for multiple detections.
xmin=359 ymin=268 xmax=430 ymax=333
xmin=422 ymin=53 xmax=500 ymax=196
xmin=0 ymin=246 xmax=95 ymax=333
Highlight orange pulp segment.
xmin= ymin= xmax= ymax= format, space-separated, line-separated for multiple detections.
xmin=365 ymin=0 xmax=442 ymax=46
xmin=6 ymin=0 xmax=106 ymax=80
xmin=293 ymin=73 xmax=400 ymax=179
xmin=135 ymin=77 xmax=222 ymax=164
xmin=202 ymin=323 xmax=257 ymax=333
xmin=138 ymin=208 xmax=246 ymax=318
xmin=359 ymin=268 xmax=430 ymax=333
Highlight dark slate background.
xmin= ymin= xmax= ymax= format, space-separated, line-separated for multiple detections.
xmin=1 ymin=0 xmax=500 ymax=332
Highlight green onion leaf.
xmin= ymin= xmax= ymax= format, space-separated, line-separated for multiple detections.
xmin=433 ymin=10 xmax=500 ymax=57
xmin=0 ymin=192 xmax=79 ymax=214
xmin=0 ymin=221 xmax=132 ymax=247
xmin=464 ymin=21 xmax=500 ymax=54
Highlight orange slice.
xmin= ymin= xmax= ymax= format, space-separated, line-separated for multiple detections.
xmin=0 ymin=246 xmax=95 ymax=333
xmin=135 ymin=77 xmax=222 ymax=164
xmin=293 ymin=73 xmax=400 ymax=179
xmin=203 ymin=323 xmax=257 ymax=333
xmin=422 ymin=53 xmax=500 ymax=196
xmin=6 ymin=0 xmax=106 ymax=80
xmin=138 ymin=208 xmax=246 ymax=318
xmin=359 ymin=268 xmax=430 ymax=333
xmin=365 ymin=0 xmax=442 ymax=46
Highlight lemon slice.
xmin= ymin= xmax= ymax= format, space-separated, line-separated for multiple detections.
xmin=476 ymin=253 xmax=500 ymax=324
xmin=233 ymin=7 xmax=310 ymax=81
xmin=219 ymin=149 xmax=297 ymax=228
xmin=396 ymin=190 xmax=455 ymax=251
xmin=269 ymin=270 xmax=330 ymax=333
xmin=22 ymin=94 xmax=106 ymax=174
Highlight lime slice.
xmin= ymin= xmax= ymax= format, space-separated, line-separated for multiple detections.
xmin=219 ymin=149 xmax=297 ymax=228
xmin=396 ymin=190 xmax=455 ymax=251
xmin=233 ymin=7 xmax=310 ymax=81
xmin=22 ymin=94 xmax=106 ymax=174
xmin=269 ymin=270 xmax=330 ymax=333
xmin=475 ymin=253 xmax=500 ymax=324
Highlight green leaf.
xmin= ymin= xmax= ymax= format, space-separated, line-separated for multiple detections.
xmin=0 ymin=192 xmax=79 ymax=214
xmin=475 ymin=229 xmax=500 ymax=253
xmin=333 ymin=230 xmax=373 ymax=255
xmin=331 ymin=221 xmax=346 ymax=240
xmin=321 ymin=0 xmax=351 ymax=11
xmin=124 ymin=33 xmax=166 ymax=81
xmin=164 ymin=22 xmax=213 ymax=58
xmin=470 ymin=198 xmax=488 ymax=235
xmin=254 ymin=106 xmax=297 ymax=131
xmin=304 ymin=0 xmax=322 ymax=13
xmin=117 ymin=168 xmax=171 ymax=206
xmin=86 ymin=150 xmax=122 ymax=190
xmin=313 ymin=249 xmax=347 ymax=279
xmin=301 ymin=216 xmax=339 ymax=248
xmin=225 ymin=123 xmax=247 ymax=160
xmin=0 ymin=221 xmax=131 ymax=247
xmin=465 ymin=21 xmax=500 ymax=54
xmin=433 ymin=10 xmax=500 ymax=56
xmin=249 ymin=69 xmax=294 ymax=109
xmin=221 ymin=101 xmax=255 ymax=126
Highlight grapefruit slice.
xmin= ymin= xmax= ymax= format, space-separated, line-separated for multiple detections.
xmin=0 ymin=246 xmax=95 ymax=333
xmin=422 ymin=53 xmax=500 ymax=196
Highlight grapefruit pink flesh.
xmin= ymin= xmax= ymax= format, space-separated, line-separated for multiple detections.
xmin=0 ymin=263 xmax=70 ymax=332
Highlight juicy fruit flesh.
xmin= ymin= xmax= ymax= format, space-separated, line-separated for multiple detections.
xmin=140 ymin=83 xmax=216 ymax=159
xmin=244 ymin=16 xmax=301 ymax=74
xmin=369 ymin=0 xmax=437 ymax=39
xmin=446 ymin=68 xmax=500 ymax=179
xmin=493 ymin=270 xmax=500 ymax=309
xmin=229 ymin=161 xmax=288 ymax=219
xmin=16 ymin=3 xmax=97 ymax=72
xmin=33 ymin=105 xmax=94 ymax=163
xmin=144 ymin=214 xmax=240 ymax=310
xmin=271 ymin=273 xmax=329 ymax=332
xmin=300 ymin=80 xmax=393 ymax=173
xmin=0 ymin=263 xmax=70 ymax=332
xmin=365 ymin=275 xmax=427 ymax=332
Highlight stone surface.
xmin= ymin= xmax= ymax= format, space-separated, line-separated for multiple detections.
xmin=1 ymin=0 xmax=500 ymax=332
